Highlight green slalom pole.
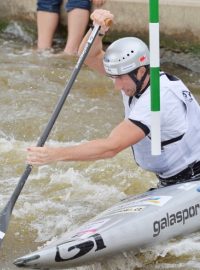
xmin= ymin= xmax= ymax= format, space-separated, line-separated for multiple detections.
xmin=149 ymin=0 xmax=161 ymax=155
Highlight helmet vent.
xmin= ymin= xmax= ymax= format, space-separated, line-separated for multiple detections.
xmin=119 ymin=50 xmax=135 ymax=62
xmin=103 ymin=37 xmax=149 ymax=75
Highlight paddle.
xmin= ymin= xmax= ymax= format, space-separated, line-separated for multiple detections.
xmin=0 ymin=20 xmax=112 ymax=247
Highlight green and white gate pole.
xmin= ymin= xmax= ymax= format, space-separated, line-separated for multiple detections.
xmin=149 ymin=0 xmax=161 ymax=155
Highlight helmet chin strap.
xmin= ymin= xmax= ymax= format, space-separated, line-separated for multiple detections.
xmin=128 ymin=66 xmax=149 ymax=97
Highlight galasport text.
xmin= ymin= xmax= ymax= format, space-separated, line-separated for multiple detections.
xmin=153 ymin=203 xmax=200 ymax=237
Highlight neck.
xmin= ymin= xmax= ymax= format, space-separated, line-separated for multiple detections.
xmin=135 ymin=75 xmax=150 ymax=98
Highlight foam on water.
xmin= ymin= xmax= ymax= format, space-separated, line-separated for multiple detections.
xmin=12 ymin=163 xmax=126 ymax=243
xmin=3 ymin=21 xmax=34 ymax=44
xmin=72 ymin=234 xmax=200 ymax=270
xmin=1 ymin=35 xmax=200 ymax=269
xmin=2 ymin=136 xmax=200 ymax=269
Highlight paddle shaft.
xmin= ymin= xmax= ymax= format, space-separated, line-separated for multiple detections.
xmin=0 ymin=24 xmax=102 ymax=246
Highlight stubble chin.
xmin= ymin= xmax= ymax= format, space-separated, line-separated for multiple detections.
xmin=124 ymin=89 xmax=135 ymax=97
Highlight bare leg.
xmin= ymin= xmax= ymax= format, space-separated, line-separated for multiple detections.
xmin=64 ymin=8 xmax=90 ymax=55
xmin=37 ymin=11 xmax=59 ymax=50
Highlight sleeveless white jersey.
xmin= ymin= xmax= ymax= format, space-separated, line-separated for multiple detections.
xmin=122 ymin=73 xmax=200 ymax=178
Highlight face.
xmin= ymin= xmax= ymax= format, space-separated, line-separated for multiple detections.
xmin=111 ymin=74 xmax=136 ymax=97
xmin=109 ymin=67 xmax=149 ymax=97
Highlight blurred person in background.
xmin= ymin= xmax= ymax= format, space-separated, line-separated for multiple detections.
xmin=36 ymin=0 xmax=106 ymax=55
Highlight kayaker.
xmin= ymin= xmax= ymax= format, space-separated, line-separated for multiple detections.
xmin=27 ymin=9 xmax=200 ymax=187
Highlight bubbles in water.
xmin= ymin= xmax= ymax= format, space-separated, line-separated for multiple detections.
xmin=3 ymin=21 xmax=34 ymax=44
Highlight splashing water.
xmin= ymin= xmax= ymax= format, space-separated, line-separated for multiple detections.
xmin=0 ymin=26 xmax=200 ymax=270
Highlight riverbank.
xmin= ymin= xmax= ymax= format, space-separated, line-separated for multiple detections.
xmin=0 ymin=0 xmax=200 ymax=54
xmin=0 ymin=0 xmax=200 ymax=77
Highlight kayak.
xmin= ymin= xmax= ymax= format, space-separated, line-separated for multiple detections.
xmin=14 ymin=180 xmax=200 ymax=269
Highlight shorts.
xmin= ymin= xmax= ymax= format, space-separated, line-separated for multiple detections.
xmin=157 ymin=161 xmax=200 ymax=187
xmin=37 ymin=0 xmax=63 ymax=13
xmin=66 ymin=0 xmax=91 ymax=12
xmin=37 ymin=0 xmax=91 ymax=13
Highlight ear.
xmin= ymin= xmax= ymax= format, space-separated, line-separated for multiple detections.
xmin=137 ymin=66 xmax=146 ymax=79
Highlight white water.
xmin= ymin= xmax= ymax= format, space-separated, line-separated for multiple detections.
xmin=1 ymin=22 xmax=200 ymax=270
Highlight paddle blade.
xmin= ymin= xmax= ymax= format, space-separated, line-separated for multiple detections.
xmin=0 ymin=164 xmax=32 ymax=247
xmin=0 ymin=202 xmax=12 ymax=246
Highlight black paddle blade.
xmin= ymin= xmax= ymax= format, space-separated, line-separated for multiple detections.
xmin=0 ymin=201 xmax=13 ymax=246
xmin=0 ymin=204 xmax=18 ymax=247
xmin=0 ymin=231 xmax=5 ymax=245
xmin=0 ymin=164 xmax=32 ymax=247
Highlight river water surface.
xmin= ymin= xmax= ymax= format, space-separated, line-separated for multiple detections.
xmin=0 ymin=23 xmax=200 ymax=270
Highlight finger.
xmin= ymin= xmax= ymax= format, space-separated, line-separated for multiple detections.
xmin=27 ymin=146 xmax=44 ymax=152
xmin=26 ymin=154 xmax=46 ymax=165
xmin=26 ymin=149 xmax=44 ymax=164
xmin=90 ymin=10 xmax=113 ymax=30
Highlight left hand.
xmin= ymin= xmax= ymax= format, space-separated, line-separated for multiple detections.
xmin=26 ymin=146 xmax=60 ymax=165
xmin=90 ymin=9 xmax=114 ymax=35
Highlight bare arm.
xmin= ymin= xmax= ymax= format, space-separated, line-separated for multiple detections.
xmin=78 ymin=9 xmax=114 ymax=75
xmin=78 ymin=28 xmax=106 ymax=74
xmin=27 ymin=120 xmax=145 ymax=165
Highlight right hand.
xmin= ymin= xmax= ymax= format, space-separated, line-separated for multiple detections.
xmin=90 ymin=9 xmax=114 ymax=34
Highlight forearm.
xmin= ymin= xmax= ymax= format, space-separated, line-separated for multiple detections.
xmin=27 ymin=120 xmax=145 ymax=165
xmin=78 ymin=9 xmax=113 ymax=73
xmin=27 ymin=138 xmax=119 ymax=165
xmin=61 ymin=138 xmax=119 ymax=161
xmin=78 ymin=27 xmax=105 ymax=70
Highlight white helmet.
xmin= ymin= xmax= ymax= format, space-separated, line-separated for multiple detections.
xmin=103 ymin=37 xmax=150 ymax=76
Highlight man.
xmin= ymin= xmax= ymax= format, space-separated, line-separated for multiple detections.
xmin=27 ymin=9 xmax=200 ymax=187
